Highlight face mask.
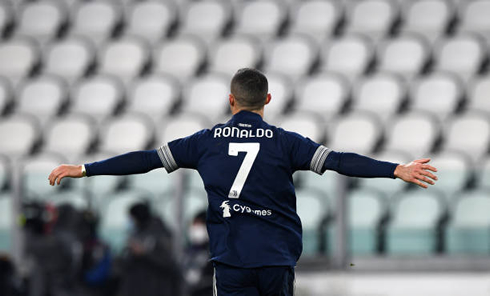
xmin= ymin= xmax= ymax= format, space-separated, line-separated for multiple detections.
xmin=189 ymin=224 xmax=208 ymax=245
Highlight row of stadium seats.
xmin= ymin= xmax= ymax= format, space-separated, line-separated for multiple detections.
xmin=0 ymin=31 xmax=488 ymax=88
xmin=1 ymin=0 xmax=489 ymax=47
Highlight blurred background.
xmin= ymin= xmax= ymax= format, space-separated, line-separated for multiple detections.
xmin=0 ymin=0 xmax=489 ymax=295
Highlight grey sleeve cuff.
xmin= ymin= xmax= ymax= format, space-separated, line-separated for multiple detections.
xmin=157 ymin=143 xmax=179 ymax=173
xmin=310 ymin=145 xmax=331 ymax=175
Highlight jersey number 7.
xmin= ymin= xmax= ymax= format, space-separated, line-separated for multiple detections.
xmin=228 ymin=142 xmax=260 ymax=199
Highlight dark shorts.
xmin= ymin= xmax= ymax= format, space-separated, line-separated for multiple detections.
xmin=213 ymin=262 xmax=295 ymax=296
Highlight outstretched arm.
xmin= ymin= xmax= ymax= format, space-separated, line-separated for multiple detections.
xmin=48 ymin=150 xmax=163 ymax=186
xmin=323 ymin=151 xmax=437 ymax=189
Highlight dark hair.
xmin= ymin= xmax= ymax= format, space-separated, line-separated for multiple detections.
xmin=230 ymin=68 xmax=268 ymax=111
xmin=129 ymin=202 xmax=151 ymax=225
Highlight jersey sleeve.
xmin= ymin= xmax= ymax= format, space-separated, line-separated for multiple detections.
xmin=157 ymin=129 xmax=207 ymax=173
xmin=284 ymin=130 xmax=331 ymax=174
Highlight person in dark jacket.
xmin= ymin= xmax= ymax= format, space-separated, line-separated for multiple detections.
xmin=119 ymin=202 xmax=181 ymax=296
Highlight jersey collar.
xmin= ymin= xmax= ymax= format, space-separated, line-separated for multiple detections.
xmin=231 ymin=110 xmax=263 ymax=123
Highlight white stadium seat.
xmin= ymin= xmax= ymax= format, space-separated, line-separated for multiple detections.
xmin=344 ymin=0 xmax=397 ymax=41
xmin=433 ymin=34 xmax=486 ymax=82
xmin=384 ymin=112 xmax=439 ymax=158
xmin=43 ymin=37 xmax=95 ymax=84
xmin=329 ymin=112 xmax=382 ymax=155
xmin=0 ymin=114 xmax=39 ymax=157
xmin=16 ymin=75 xmax=67 ymax=125
xmin=428 ymin=151 xmax=472 ymax=197
xmin=377 ymin=34 xmax=430 ymax=80
xmin=409 ymin=72 xmax=463 ymax=122
xmin=262 ymin=73 xmax=292 ymax=121
xmin=0 ymin=38 xmax=39 ymax=87
xmin=70 ymin=1 xmax=121 ymax=45
xmin=153 ymin=36 xmax=206 ymax=82
xmin=23 ymin=153 xmax=67 ymax=196
xmin=296 ymin=188 xmax=328 ymax=255
xmin=289 ymin=0 xmax=342 ymax=42
xmin=43 ymin=114 xmax=95 ymax=160
xmin=99 ymin=113 xmax=154 ymax=155
xmin=158 ymin=114 xmax=209 ymax=143
xmin=0 ymin=77 xmax=12 ymax=115
xmin=400 ymin=0 xmax=453 ymax=43
xmin=459 ymin=0 xmax=490 ymax=42
xmin=234 ymin=0 xmax=286 ymax=41
xmin=127 ymin=75 xmax=180 ymax=122
xmin=179 ymin=0 xmax=231 ymax=43
xmin=467 ymin=76 xmax=490 ymax=113
xmin=15 ymin=1 xmax=66 ymax=45
xmin=443 ymin=112 xmax=490 ymax=162
xmin=98 ymin=37 xmax=149 ymax=83
xmin=352 ymin=73 xmax=406 ymax=123
xmin=70 ymin=75 xmax=123 ymax=122
xmin=294 ymin=73 xmax=349 ymax=118
xmin=208 ymin=36 xmax=262 ymax=76
xmin=320 ymin=34 xmax=373 ymax=81
xmin=182 ymin=74 xmax=230 ymax=122
xmin=264 ymin=34 xmax=318 ymax=81
xmin=278 ymin=112 xmax=325 ymax=144
xmin=125 ymin=1 xmax=176 ymax=44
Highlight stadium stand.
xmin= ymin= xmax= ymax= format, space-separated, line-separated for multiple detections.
xmin=278 ymin=112 xmax=325 ymax=144
xmin=0 ymin=194 xmax=12 ymax=253
xmin=478 ymin=157 xmax=490 ymax=190
xmin=458 ymin=0 xmax=490 ymax=43
xmin=0 ymin=38 xmax=40 ymax=87
xmin=233 ymin=0 xmax=286 ymax=41
xmin=0 ymin=114 xmax=39 ymax=157
xmin=158 ymin=113 xmax=210 ymax=144
xmin=159 ymin=188 xmax=207 ymax=231
xmin=45 ymin=190 xmax=88 ymax=210
xmin=261 ymin=72 xmax=292 ymax=120
xmin=0 ymin=155 xmax=9 ymax=191
xmin=0 ymin=76 xmax=12 ymax=115
xmin=23 ymin=153 xmax=67 ymax=197
xmin=0 ymin=2 xmax=13 ymax=38
xmin=467 ymin=75 xmax=490 ymax=113
xmin=296 ymin=188 xmax=328 ymax=255
xmin=428 ymin=151 xmax=472 ymax=199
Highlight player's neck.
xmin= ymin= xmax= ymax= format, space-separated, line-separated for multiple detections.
xmin=232 ymin=108 xmax=264 ymax=118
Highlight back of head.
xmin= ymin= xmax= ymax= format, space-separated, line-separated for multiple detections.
xmin=231 ymin=68 xmax=268 ymax=111
xmin=129 ymin=202 xmax=151 ymax=226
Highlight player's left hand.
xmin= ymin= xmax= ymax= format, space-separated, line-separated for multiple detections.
xmin=48 ymin=164 xmax=84 ymax=186
xmin=394 ymin=158 xmax=438 ymax=189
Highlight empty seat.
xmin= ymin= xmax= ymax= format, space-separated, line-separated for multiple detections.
xmin=279 ymin=112 xmax=325 ymax=144
xmin=15 ymin=1 xmax=66 ymax=45
xmin=99 ymin=114 xmax=154 ymax=155
xmin=467 ymin=76 xmax=490 ymax=113
xmin=443 ymin=112 xmax=490 ymax=162
xmin=208 ymin=36 xmax=262 ymax=76
xmin=400 ymin=0 xmax=453 ymax=43
xmin=348 ymin=189 xmax=384 ymax=254
xmin=179 ymin=0 xmax=231 ymax=43
xmin=377 ymin=34 xmax=430 ymax=80
xmin=125 ymin=1 xmax=176 ymax=44
xmin=0 ymin=194 xmax=12 ymax=253
xmin=429 ymin=151 xmax=472 ymax=197
xmin=44 ymin=114 xmax=95 ymax=160
xmin=127 ymin=75 xmax=180 ymax=122
xmin=344 ymin=0 xmax=397 ymax=41
xmin=384 ymin=113 xmax=439 ymax=157
xmin=23 ymin=153 xmax=66 ymax=197
xmin=289 ymin=0 xmax=342 ymax=42
xmin=153 ymin=36 xmax=206 ymax=82
xmin=16 ymin=75 xmax=67 ymax=125
xmin=409 ymin=72 xmax=463 ymax=122
xmin=158 ymin=114 xmax=209 ymax=144
xmin=262 ymin=73 xmax=292 ymax=121
xmin=433 ymin=34 xmax=486 ymax=82
xmin=100 ymin=190 xmax=150 ymax=252
xmin=446 ymin=190 xmax=490 ymax=254
xmin=386 ymin=191 xmax=443 ymax=254
xmin=43 ymin=37 xmax=95 ymax=84
xmin=320 ymin=34 xmax=373 ymax=80
xmin=160 ymin=188 xmax=207 ymax=230
xmin=234 ymin=0 xmax=286 ymax=41
xmin=294 ymin=73 xmax=349 ymax=118
xmin=182 ymin=74 xmax=229 ymax=122
xmin=70 ymin=1 xmax=121 ymax=45
xmin=98 ymin=38 xmax=149 ymax=82
xmin=352 ymin=73 xmax=406 ymax=122
xmin=459 ymin=0 xmax=490 ymax=42
xmin=70 ymin=75 xmax=123 ymax=122
xmin=329 ymin=112 xmax=382 ymax=155
xmin=0 ymin=114 xmax=39 ymax=157
xmin=0 ymin=77 xmax=12 ymax=115
xmin=127 ymin=168 xmax=177 ymax=198
xmin=296 ymin=188 xmax=328 ymax=255
xmin=0 ymin=38 xmax=39 ymax=86
xmin=478 ymin=157 xmax=490 ymax=190
xmin=264 ymin=34 xmax=317 ymax=81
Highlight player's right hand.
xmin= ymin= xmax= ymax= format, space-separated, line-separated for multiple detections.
xmin=48 ymin=164 xmax=84 ymax=186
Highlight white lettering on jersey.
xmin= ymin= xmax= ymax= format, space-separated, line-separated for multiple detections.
xmin=213 ymin=127 xmax=273 ymax=139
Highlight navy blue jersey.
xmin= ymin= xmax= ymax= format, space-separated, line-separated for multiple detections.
xmin=157 ymin=111 xmax=331 ymax=268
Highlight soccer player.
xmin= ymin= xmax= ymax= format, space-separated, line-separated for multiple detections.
xmin=49 ymin=68 xmax=438 ymax=296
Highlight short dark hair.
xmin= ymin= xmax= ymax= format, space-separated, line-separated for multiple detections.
xmin=230 ymin=68 xmax=268 ymax=111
